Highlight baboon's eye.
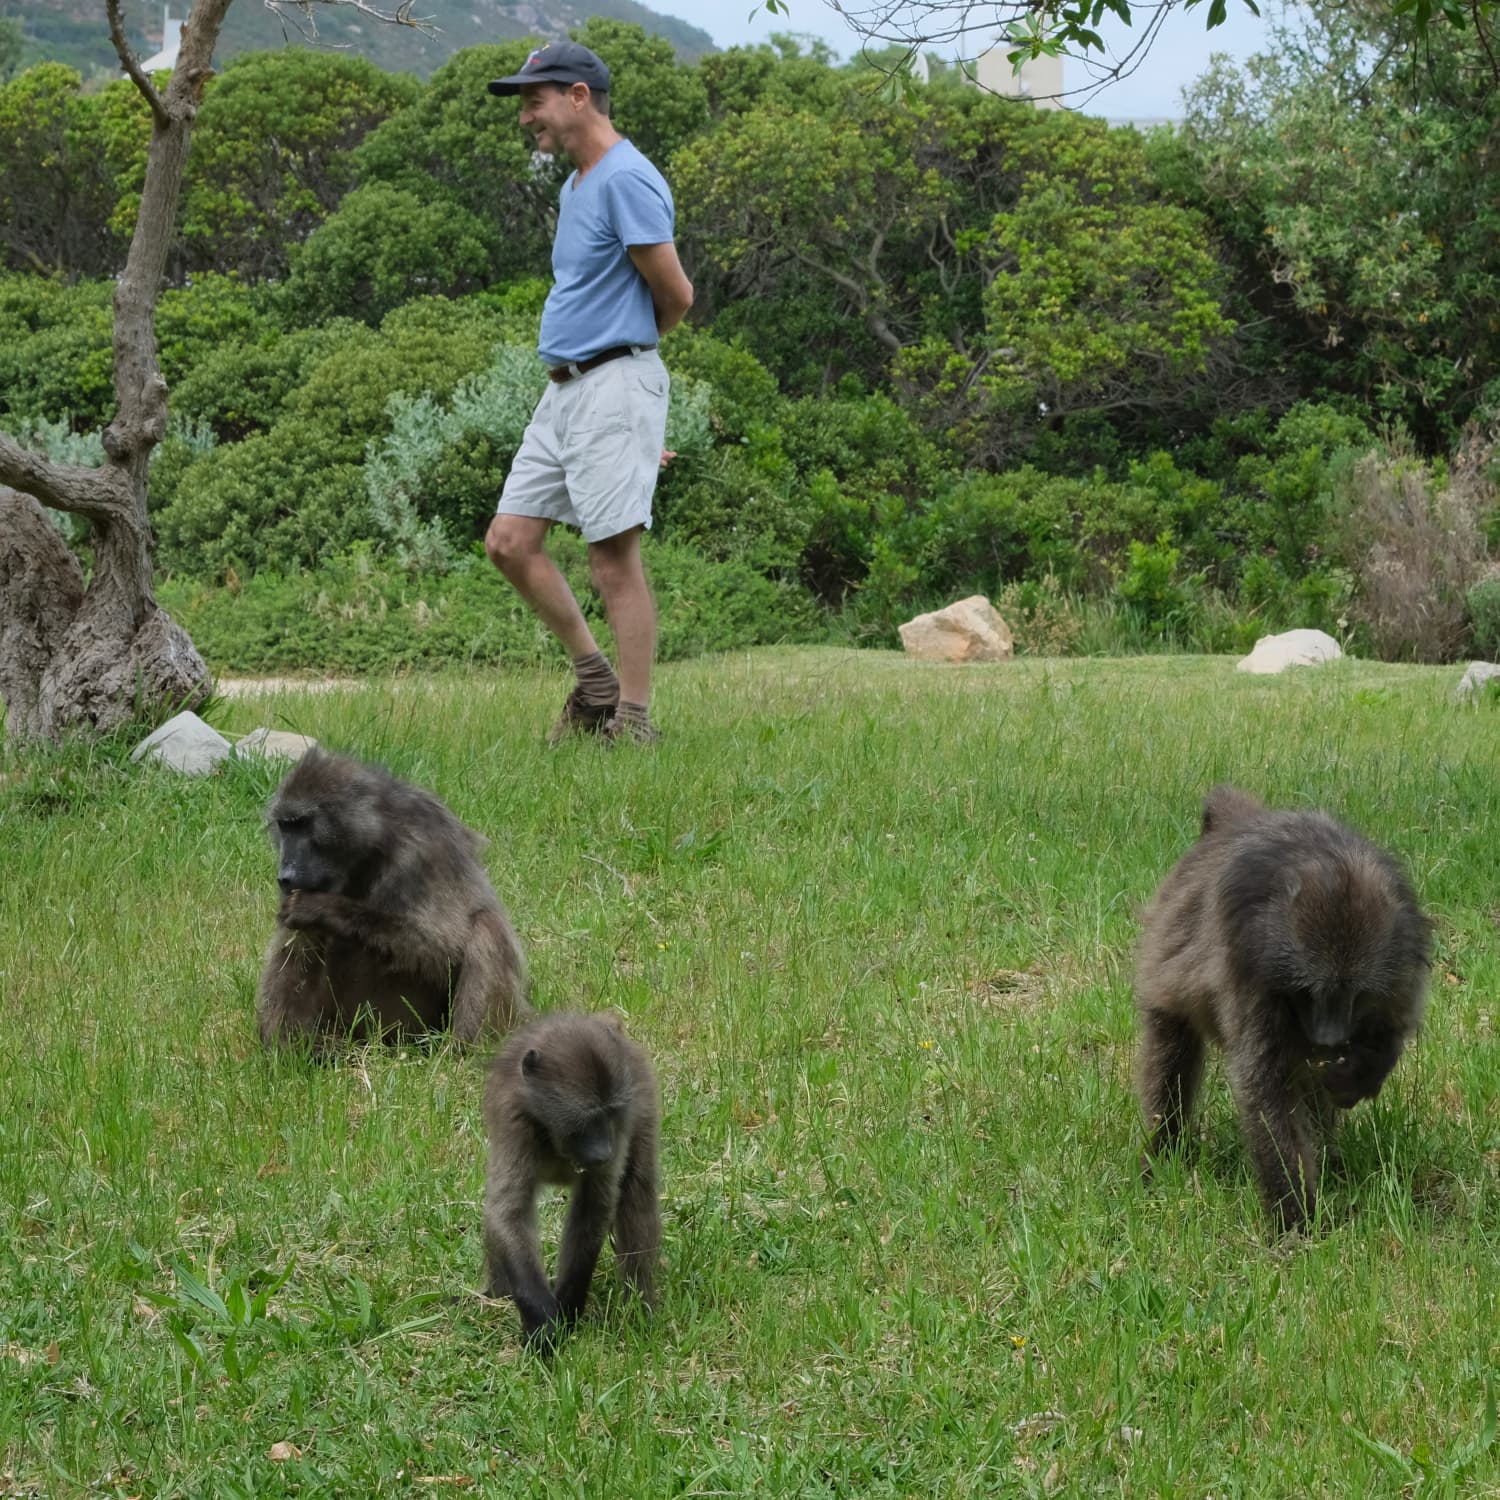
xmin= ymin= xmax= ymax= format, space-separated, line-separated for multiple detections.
xmin=277 ymin=815 xmax=312 ymax=834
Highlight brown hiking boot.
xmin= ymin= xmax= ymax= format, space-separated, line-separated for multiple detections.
xmin=601 ymin=711 xmax=661 ymax=747
xmin=547 ymin=686 xmax=616 ymax=746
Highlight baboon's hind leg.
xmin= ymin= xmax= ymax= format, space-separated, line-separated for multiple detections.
xmin=1138 ymin=1009 xmax=1206 ymax=1177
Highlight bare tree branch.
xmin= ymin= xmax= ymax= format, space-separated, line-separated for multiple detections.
xmin=106 ymin=0 xmax=169 ymax=127
xmin=262 ymin=0 xmax=438 ymax=43
xmin=0 ymin=433 xmax=129 ymax=521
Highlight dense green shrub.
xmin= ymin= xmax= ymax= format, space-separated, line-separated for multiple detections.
xmin=1116 ymin=534 xmax=1200 ymax=630
xmin=282 ymin=183 xmax=491 ymax=326
xmin=169 ymin=319 xmax=370 ymax=443
xmin=0 ymin=274 xmax=113 ymax=426
xmin=1468 ymin=578 xmax=1500 ymax=661
xmin=0 ymin=272 xmax=280 ymax=429
xmin=154 ymin=274 xmax=281 ymax=387
xmin=159 ymin=539 xmax=829 ymax=675
xmin=1228 ymin=401 xmax=1377 ymax=570
xmin=658 ymin=326 xmax=785 ymax=442
xmin=153 ymin=418 xmax=369 ymax=580
xmin=653 ymin=441 xmax=810 ymax=574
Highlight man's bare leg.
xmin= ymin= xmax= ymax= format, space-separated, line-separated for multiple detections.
xmin=487 ymin=514 xmax=620 ymax=739
xmin=588 ymin=528 xmax=657 ymax=740
xmin=486 ymin=513 xmax=599 ymax=656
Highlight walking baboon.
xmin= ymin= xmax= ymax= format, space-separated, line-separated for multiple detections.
xmin=482 ymin=1012 xmax=660 ymax=1350
xmin=1134 ymin=785 xmax=1431 ymax=1233
xmin=256 ymin=749 xmax=529 ymax=1052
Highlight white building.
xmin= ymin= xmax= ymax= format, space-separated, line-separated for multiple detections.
xmin=973 ymin=44 xmax=1064 ymax=108
xmin=140 ymin=6 xmax=182 ymax=73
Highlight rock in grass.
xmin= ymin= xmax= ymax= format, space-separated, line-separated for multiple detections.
xmin=233 ymin=728 xmax=319 ymax=762
xmin=1235 ymin=628 xmax=1343 ymax=675
xmin=129 ymin=711 xmax=233 ymax=775
xmin=1454 ymin=660 xmax=1500 ymax=704
xmin=898 ymin=595 xmax=1015 ymax=663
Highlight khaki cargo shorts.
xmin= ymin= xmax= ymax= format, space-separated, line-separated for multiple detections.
xmin=496 ymin=348 xmax=670 ymax=543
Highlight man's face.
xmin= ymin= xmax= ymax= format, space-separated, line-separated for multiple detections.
xmin=518 ymin=82 xmax=583 ymax=155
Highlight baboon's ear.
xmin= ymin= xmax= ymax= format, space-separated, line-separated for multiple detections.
xmin=522 ymin=1048 xmax=541 ymax=1076
xmin=1201 ymin=784 xmax=1260 ymax=837
xmin=599 ymin=1012 xmax=625 ymax=1033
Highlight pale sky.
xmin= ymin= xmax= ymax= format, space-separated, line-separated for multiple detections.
xmin=657 ymin=0 xmax=1276 ymax=119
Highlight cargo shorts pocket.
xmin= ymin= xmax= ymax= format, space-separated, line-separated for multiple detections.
xmin=566 ymin=369 xmax=632 ymax=437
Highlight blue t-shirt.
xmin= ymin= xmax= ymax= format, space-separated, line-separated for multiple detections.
xmin=537 ymin=140 xmax=675 ymax=366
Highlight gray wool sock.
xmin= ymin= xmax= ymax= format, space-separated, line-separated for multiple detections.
xmin=613 ymin=700 xmax=651 ymax=725
xmin=572 ymin=650 xmax=619 ymax=707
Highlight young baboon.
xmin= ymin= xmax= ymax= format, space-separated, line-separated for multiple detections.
xmin=1134 ymin=785 xmax=1431 ymax=1233
xmin=256 ymin=749 xmax=530 ymax=1052
xmin=481 ymin=1012 xmax=660 ymax=1350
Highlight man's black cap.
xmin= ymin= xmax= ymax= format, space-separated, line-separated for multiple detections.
xmin=488 ymin=41 xmax=611 ymax=96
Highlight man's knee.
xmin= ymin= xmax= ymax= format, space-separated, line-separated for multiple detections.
xmin=486 ymin=514 xmax=544 ymax=574
xmin=587 ymin=529 xmax=646 ymax=597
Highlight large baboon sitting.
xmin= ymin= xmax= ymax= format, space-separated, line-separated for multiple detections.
xmin=1134 ymin=785 xmax=1431 ymax=1233
xmin=256 ymin=749 xmax=530 ymax=1051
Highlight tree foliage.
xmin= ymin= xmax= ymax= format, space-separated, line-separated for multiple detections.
xmin=0 ymin=63 xmax=122 ymax=276
xmin=1165 ymin=10 xmax=1500 ymax=443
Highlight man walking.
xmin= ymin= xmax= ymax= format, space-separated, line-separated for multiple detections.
xmin=485 ymin=41 xmax=694 ymax=746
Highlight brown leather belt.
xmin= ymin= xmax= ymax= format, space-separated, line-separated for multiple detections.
xmin=548 ymin=344 xmax=655 ymax=384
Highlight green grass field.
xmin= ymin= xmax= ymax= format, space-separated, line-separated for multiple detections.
xmin=3 ymin=648 xmax=1499 ymax=1498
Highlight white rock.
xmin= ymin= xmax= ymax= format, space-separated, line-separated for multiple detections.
xmin=898 ymin=595 xmax=1015 ymax=663
xmin=1235 ymin=628 xmax=1343 ymax=675
xmin=1455 ymin=661 xmax=1500 ymax=703
xmin=233 ymin=728 xmax=319 ymax=762
xmin=129 ymin=710 xmax=233 ymax=775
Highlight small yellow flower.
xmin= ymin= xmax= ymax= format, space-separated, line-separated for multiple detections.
xmin=1011 ymin=1335 xmax=1026 ymax=1348
xmin=919 ymin=1040 xmax=935 ymax=1051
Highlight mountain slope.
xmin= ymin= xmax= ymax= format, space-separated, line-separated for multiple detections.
xmin=1 ymin=0 xmax=716 ymax=79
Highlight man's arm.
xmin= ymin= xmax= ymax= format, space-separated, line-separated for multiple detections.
xmin=628 ymin=241 xmax=694 ymax=335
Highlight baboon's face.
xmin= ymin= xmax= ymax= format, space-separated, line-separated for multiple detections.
xmin=1291 ymin=986 xmax=1359 ymax=1051
xmin=521 ymin=1045 xmax=629 ymax=1170
xmin=561 ymin=1108 xmax=618 ymax=1171
xmin=271 ymin=805 xmax=341 ymax=894
xmin=1312 ymin=1032 xmax=1405 ymax=1109
xmin=266 ymin=753 xmax=383 ymax=897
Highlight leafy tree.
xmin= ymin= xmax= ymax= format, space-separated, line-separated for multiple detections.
xmin=570 ymin=18 xmax=710 ymax=167
xmin=893 ymin=118 xmax=1234 ymax=463
xmin=697 ymin=33 xmax=847 ymax=118
xmin=0 ymin=16 xmax=22 ymax=81
xmin=179 ymin=50 xmax=418 ymax=280
xmin=353 ymin=41 xmax=558 ymax=286
xmin=778 ymin=0 xmax=1499 ymax=99
xmin=0 ymin=63 xmax=122 ymax=275
xmin=673 ymin=94 xmax=955 ymax=362
xmin=1166 ymin=10 xmax=1500 ymax=444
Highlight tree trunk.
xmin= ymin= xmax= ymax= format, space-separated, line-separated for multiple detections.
xmin=0 ymin=489 xmax=87 ymax=744
xmin=0 ymin=0 xmax=234 ymax=745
